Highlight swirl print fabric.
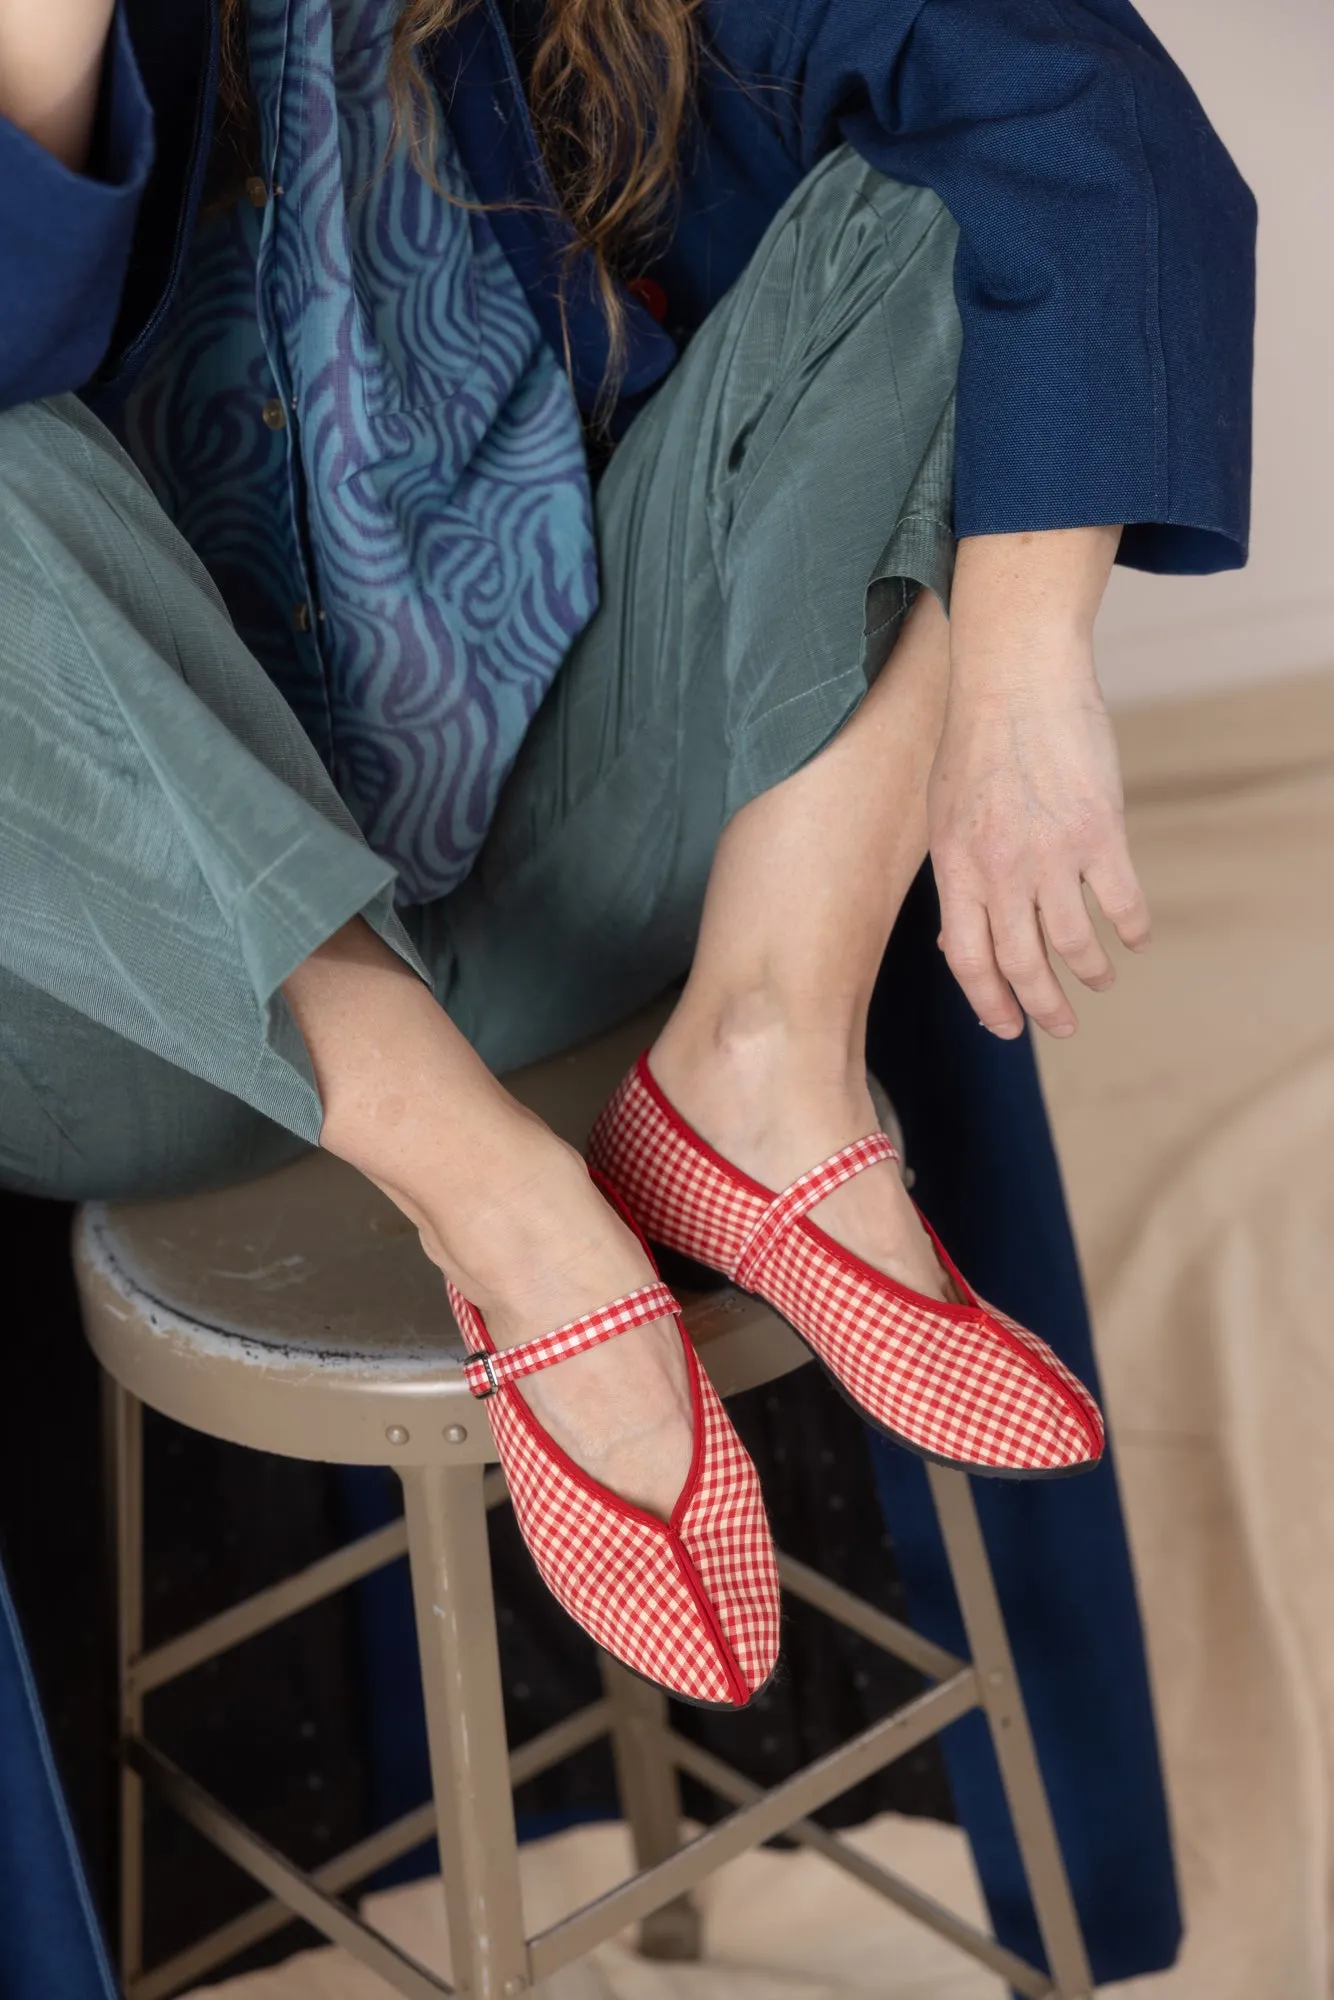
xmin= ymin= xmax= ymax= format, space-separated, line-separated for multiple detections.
xmin=122 ymin=0 xmax=598 ymax=904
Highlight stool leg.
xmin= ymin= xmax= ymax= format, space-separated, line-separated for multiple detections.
xmin=103 ymin=1377 xmax=144 ymax=1990
xmin=926 ymin=1465 xmax=1096 ymax=2000
xmin=401 ymin=1465 xmax=529 ymax=2000
xmin=598 ymin=1656 xmax=701 ymax=1962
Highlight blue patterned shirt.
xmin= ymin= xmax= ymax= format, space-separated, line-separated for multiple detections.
xmin=121 ymin=0 xmax=598 ymax=905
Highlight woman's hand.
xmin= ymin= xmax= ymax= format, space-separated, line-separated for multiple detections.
xmin=927 ymin=527 xmax=1151 ymax=1040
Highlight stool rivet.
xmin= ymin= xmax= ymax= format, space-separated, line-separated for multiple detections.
xmin=987 ymin=1668 xmax=1005 ymax=1687
xmin=444 ymin=1424 xmax=469 ymax=1444
xmin=503 ymin=1979 xmax=527 ymax=1996
xmin=385 ymin=1425 xmax=410 ymax=1445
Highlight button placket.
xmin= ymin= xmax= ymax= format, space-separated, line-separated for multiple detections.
xmin=253 ymin=0 xmax=329 ymax=679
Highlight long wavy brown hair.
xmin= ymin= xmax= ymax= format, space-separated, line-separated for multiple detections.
xmin=218 ymin=0 xmax=701 ymax=394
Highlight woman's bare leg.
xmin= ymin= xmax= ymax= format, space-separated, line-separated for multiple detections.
xmin=281 ymin=924 xmax=693 ymax=1517
xmin=650 ymin=587 xmax=954 ymax=1300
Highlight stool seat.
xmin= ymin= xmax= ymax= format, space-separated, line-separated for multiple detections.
xmin=76 ymin=998 xmax=809 ymax=1468
xmin=78 ymin=1148 xmax=804 ymax=1469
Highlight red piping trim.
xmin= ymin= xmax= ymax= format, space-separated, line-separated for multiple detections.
xmin=670 ymin=1530 xmax=753 ymax=1706
xmin=638 ymin=1052 xmax=981 ymax=1323
xmin=634 ymin=1053 xmax=1101 ymax=1460
xmin=458 ymin=1169 xmax=706 ymax=1533
xmin=471 ymin=1318 xmax=702 ymax=1539
xmin=450 ymin=1165 xmax=766 ymax=1699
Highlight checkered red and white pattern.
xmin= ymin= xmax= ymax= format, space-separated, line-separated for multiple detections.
xmin=733 ymin=1136 xmax=899 ymax=1290
xmin=587 ymin=1057 xmax=1105 ymax=1476
xmin=460 ymin=1283 xmax=678 ymax=1397
xmin=446 ymin=1240 xmax=780 ymax=1705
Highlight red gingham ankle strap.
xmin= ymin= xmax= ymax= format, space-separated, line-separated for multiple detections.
xmin=730 ymin=1133 xmax=899 ymax=1291
xmin=456 ymin=1282 xmax=679 ymax=1399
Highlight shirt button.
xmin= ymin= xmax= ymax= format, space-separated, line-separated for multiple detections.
xmin=262 ymin=397 xmax=287 ymax=430
xmin=292 ymin=602 xmax=312 ymax=633
xmin=246 ymin=176 xmax=269 ymax=208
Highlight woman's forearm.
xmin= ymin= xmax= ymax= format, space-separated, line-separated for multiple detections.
xmin=0 ymin=0 xmax=116 ymax=172
xmin=949 ymin=527 xmax=1122 ymax=690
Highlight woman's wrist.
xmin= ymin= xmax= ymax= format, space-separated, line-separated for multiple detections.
xmin=946 ymin=525 xmax=1121 ymax=696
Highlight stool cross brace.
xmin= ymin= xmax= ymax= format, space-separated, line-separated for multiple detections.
xmin=106 ymin=1380 xmax=1094 ymax=2000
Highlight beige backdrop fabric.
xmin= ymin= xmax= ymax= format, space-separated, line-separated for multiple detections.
xmin=1040 ymin=667 xmax=1334 ymax=1999
xmin=194 ymin=669 xmax=1334 ymax=2000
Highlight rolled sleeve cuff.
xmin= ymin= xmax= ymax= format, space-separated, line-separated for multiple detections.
xmin=0 ymin=6 xmax=154 ymax=408
xmin=949 ymin=339 xmax=1252 ymax=576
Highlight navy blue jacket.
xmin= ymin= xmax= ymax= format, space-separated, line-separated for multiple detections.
xmin=3 ymin=0 xmax=1254 ymax=573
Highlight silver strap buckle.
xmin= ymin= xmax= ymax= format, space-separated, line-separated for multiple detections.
xmin=471 ymin=1350 xmax=501 ymax=1399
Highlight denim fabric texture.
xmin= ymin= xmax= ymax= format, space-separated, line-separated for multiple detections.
xmin=0 ymin=0 xmax=1255 ymax=574
xmin=0 ymin=1568 xmax=119 ymax=2000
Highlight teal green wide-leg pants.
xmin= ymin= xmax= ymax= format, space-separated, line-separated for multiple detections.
xmin=0 ymin=151 xmax=958 ymax=1201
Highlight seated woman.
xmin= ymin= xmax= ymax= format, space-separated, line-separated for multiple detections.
xmin=0 ymin=0 xmax=1253 ymax=1706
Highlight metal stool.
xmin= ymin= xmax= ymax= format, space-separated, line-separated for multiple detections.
xmin=74 ymin=1001 xmax=1096 ymax=2000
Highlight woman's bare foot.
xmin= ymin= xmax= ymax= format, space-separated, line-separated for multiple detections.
xmin=280 ymin=920 xmax=695 ymax=1523
xmin=649 ymin=1018 xmax=954 ymax=1304
xmin=424 ymin=1135 xmax=696 ymax=1520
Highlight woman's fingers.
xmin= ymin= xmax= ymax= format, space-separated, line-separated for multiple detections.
xmin=989 ymin=898 xmax=1078 ymax=1038
xmin=937 ymin=892 xmax=1025 ymax=1039
xmin=938 ymin=884 xmax=1080 ymax=1040
xmin=1038 ymin=879 xmax=1116 ymax=992
xmin=927 ymin=654 xmax=1151 ymax=1038
xmin=1083 ymin=844 xmax=1153 ymax=954
xmin=944 ymin=866 xmax=1140 ymax=1040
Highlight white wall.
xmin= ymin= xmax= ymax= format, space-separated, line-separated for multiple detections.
xmin=1094 ymin=0 xmax=1334 ymax=706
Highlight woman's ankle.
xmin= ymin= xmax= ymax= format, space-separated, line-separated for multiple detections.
xmin=423 ymin=1130 xmax=655 ymax=1346
xmin=651 ymin=991 xmax=946 ymax=1299
xmin=651 ymin=990 xmax=873 ymax=1145
xmin=281 ymin=920 xmax=661 ymax=1345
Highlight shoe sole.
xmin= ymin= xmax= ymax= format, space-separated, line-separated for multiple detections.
xmin=651 ymin=1243 xmax=1101 ymax=1484
xmin=618 ymin=1652 xmax=779 ymax=1712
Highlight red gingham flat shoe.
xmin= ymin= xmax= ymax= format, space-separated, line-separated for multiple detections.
xmin=445 ymin=1180 xmax=780 ymax=1707
xmin=587 ymin=1058 xmax=1105 ymax=1480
